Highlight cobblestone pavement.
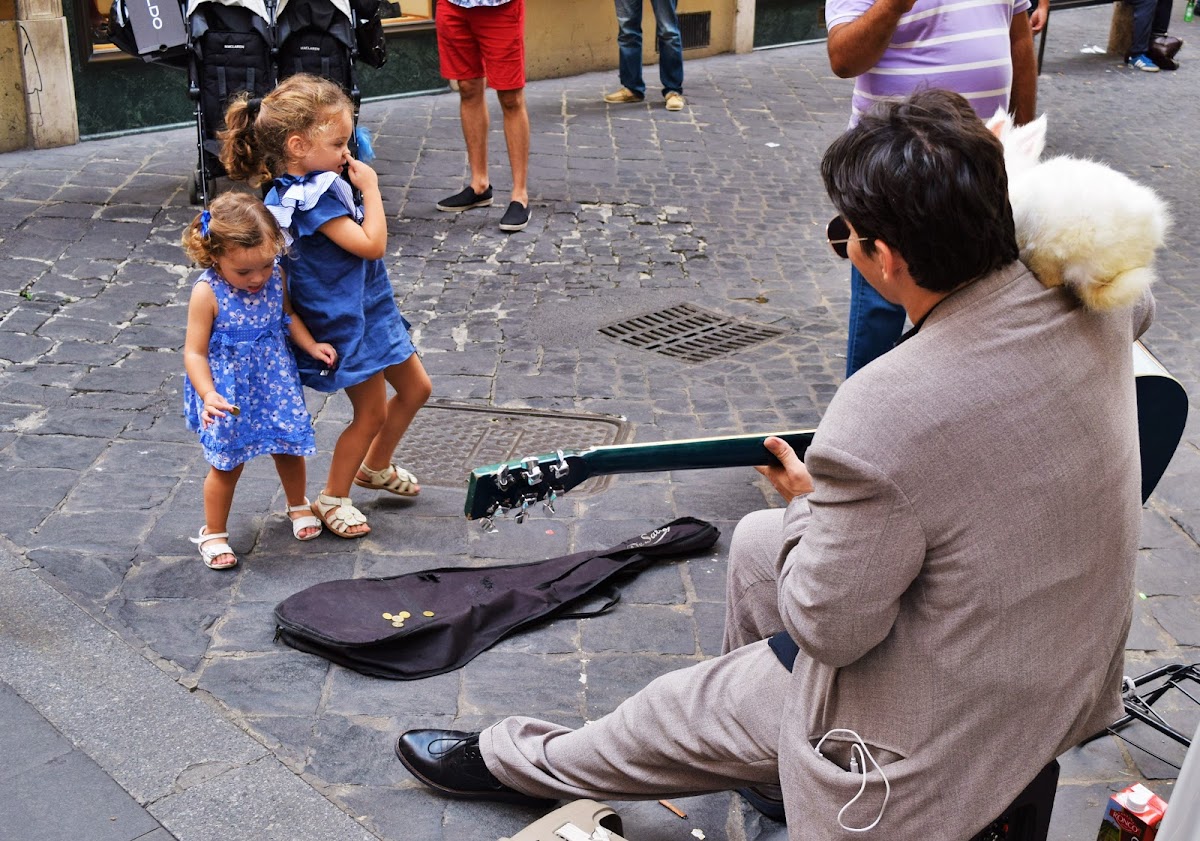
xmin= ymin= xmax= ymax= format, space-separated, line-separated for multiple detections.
xmin=1 ymin=8 xmax=1199 ymax=840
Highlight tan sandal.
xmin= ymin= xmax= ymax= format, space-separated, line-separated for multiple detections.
xmin=354 ymin=462 xmax=420 ymax=497
xmin=190 ymin=527 xmax=238 ymax=570
xmin=311 ymin=492 xmax=369 ymax=539
xmin=287 ymin=500 xmax=323 ymax=541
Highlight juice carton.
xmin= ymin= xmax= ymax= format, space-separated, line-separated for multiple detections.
xmin=1096 ymin=783 xmax=1167 ymax=841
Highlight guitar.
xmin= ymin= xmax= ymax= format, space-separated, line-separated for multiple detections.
xmin=464 ymin=342 xmax=1187 ymax=527
xmin=1133 ymin=340 xmax=1188 ymax=504
xmin=464 ymin=429 xmax=815 ymax=527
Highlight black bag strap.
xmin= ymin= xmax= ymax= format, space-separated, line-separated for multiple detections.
xmin=556 ymin=586 xmax=621 ymax=619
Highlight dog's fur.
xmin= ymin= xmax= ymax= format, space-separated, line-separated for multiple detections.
xmin=988 ymin=108 xmax=1169 ymax=312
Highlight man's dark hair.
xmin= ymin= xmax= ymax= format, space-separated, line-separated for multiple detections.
xmin=820 ymin=88 xmax=1019 ymax=293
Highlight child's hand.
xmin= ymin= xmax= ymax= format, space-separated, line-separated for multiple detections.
xmin=344 ymin=158 xmax=379 ymax=193
xmin=310 ymin=343 xmax=338 ymax=369
xmin=200 ymin=390 xmax=236 ymax=429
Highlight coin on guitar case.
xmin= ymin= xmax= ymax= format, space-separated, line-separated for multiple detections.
xmin=422 ymin=611 xmax=435 ymax=617
xmin=398 ymin=611 xmax=411 ymax=619
xmin=382 ymin=613 xmax=394 ymax=620
xmin=391 ymin=620 xmax=405 ymax=628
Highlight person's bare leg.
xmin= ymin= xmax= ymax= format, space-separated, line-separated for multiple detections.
xmin=496 ymin=87 xmax=529 ymax=206
xmin=320 ymin=374 xmax=387 ymax=536
xmin=201 ymin=463 xmax=243 ymax=566
xmin=458 ymin=77 xmax=490 ymax=194
xmin=273 ymin=453 xmax=319 ymax=539
xmin=360 ymin=355 xmax=433 ymax=485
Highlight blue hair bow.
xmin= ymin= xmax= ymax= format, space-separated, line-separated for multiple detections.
xmin=199 ymin=209 xmax=211 ymax=238
xmin=355 ymin=125 xmax=376 ymax=163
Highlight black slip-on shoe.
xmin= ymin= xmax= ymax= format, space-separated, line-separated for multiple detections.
xmin=737 ymin=786 xmax=787 ymax=822
xmin=437 ymin=185 xmax=494 ymax=212
xmin=394 ymin=729 xmax=556 ymax=807
xmin=499 ymin=201 xmax=531 ymax=232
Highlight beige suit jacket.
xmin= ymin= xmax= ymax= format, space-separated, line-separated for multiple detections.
xmin=776 ymin=262 xmax=1154 ymax=837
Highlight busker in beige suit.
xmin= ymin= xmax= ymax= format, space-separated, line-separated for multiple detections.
xmin=395 ymin=89 xmax=1155 ymax=838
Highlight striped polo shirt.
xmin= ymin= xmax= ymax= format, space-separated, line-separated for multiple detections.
xmin=826 ymin=0 xmax=1031 ymax=126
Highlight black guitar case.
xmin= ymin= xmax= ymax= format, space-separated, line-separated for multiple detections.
xmin=273 ymin=517 xmax=719 ymax=679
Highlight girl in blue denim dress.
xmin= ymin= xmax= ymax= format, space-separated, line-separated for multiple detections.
xmin=181 ymin=192 xmax=338 ymax=569
xmin=218 ymin=74 xmax=432 ymax=540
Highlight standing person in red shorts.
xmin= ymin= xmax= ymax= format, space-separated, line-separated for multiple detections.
xmin=434 ymin=0 xmax=531 ymax=232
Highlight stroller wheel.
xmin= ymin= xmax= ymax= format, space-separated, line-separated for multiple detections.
xmin=188 ymin=170 xmax=216 ymax=205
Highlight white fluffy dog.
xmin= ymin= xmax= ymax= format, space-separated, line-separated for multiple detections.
xmin=987 ymin=108 xmax=1170 ymax=312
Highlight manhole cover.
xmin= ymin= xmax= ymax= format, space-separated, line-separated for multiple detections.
xmin=598 ymin=303 xmax=785 ymax=363
xmin=398 ymin=401 xmax=629 ymax=491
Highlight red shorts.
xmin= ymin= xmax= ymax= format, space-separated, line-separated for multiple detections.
xmin=436 ymin=0 xmax=526 ymax=91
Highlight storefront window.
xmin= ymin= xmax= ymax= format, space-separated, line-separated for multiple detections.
xmin=74 ymin=0 xmax=125 ymax=60
xmin=389 ymin=0 xmax=432 ymax=24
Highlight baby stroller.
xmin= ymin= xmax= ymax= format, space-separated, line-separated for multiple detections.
xmin=185 ymin=0 xmax=276 ymax=204
xmin=185 ymin=0 xmax=383 ymax=204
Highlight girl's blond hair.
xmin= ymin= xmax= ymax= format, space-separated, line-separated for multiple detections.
xmin=181 ymin=191 xmax=285 ymax=268
xmin=219 ymin=73 xmax=354 ymax=188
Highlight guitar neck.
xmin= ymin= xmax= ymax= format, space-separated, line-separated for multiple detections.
xmin=578 ymin=429 xmax=814 ymax=477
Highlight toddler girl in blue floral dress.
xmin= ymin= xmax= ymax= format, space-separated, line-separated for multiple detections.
xmin=181 ymin=192 xmax=338 ymax=569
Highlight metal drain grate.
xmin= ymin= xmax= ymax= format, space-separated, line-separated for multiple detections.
xmin=397 ymin=402 xmax=629 ymax=490
xmin=599 ymin=303 xmax=786 ymax=363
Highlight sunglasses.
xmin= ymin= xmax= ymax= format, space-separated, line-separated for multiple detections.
xmin=826 ymin=215 xmax=870 ymax=259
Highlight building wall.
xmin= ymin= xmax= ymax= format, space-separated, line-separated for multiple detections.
xmin=56 ymin=0 xmax=776 ymax=141
xmin=525 ymin=0 xmax=737 ymax=80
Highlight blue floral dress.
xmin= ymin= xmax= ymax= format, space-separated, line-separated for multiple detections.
xmin=266 ymin=171 xmax=416 ymax=392
xmin=183 ymin=266 xmax=316 ymax=471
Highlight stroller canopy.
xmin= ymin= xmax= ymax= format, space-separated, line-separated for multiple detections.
xmin=186 ymin=0 xmax=272 ymax=23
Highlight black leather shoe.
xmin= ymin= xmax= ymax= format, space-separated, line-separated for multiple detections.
xmin=737 ymin=786 xmax=787 ymax=822
xmin=395 ymin=729 xmax=556 ymax=807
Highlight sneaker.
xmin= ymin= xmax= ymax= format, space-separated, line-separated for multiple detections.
xmin=437 ymin=185 xmax=493 ymax=212
xmin=665 ymin=91 xmax=686 ymax=111
xmin=1127 ymin=53 xmax=1161 ymax=72
xmin=499 ymin=201 xmax=530 ymax=232
xmin=603 ymin=87 xmax=644 ymax=104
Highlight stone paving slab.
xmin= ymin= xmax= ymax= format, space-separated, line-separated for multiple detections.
xmin=0 ymin=6 xmax=1198 ymax=839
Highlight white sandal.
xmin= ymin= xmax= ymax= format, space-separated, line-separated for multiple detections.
xmin=287 ymin=500 xmax=323 ymax=541
xmin=310 ymin=493 xmax=369 ymax=539
xmin=354 ymin=462 xmax=420 ymax=497
xmin=190 ymin=527 xmax=238 ymax=570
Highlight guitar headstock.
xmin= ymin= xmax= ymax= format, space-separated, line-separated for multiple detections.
xmin=464 ymin=449 xmax=592 ymax=529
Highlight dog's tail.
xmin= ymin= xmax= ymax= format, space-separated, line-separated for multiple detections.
xmin=1064 ymin=265 xmax=1156 ymax=312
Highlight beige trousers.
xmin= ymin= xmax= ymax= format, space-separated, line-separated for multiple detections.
xmin=480 ymin=509 xmax=792 ymax=801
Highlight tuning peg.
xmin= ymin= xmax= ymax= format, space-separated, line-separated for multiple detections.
xmin=515 ymin=494 xmax=537 ymax=524
xmin=480 ymin=503 xmax=502 ymax=533
xmin=494 ymin=465 xmax=511 ymax=490
xmin=520 ymin=456 xmax=543 ymax=485
xmin=550 ymin=450 xmax=569 ymax=479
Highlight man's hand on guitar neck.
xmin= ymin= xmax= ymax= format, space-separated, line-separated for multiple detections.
xmin=754 ymin=436 xmax=815 ymax=503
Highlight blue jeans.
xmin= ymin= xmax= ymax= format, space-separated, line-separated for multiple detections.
xmin=613 ymin=0 xmax=684 ymax=98
xmin=845 ymin=265 xmax=906 ymax=378
xmin=1130 ymin=0 xmax=1173 ymax=54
